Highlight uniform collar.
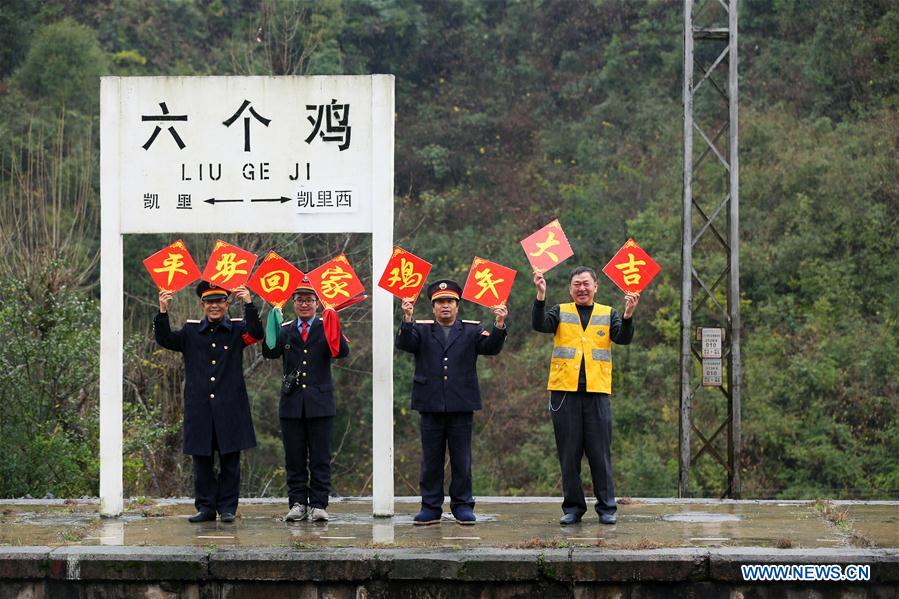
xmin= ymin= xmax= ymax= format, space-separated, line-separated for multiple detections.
xmin=199 ymin=315 xmax=232 ymax=332
xmin=296 ymin=314 xmax=317 ymax=330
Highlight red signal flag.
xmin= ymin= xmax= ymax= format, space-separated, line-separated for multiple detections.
xmin=377 ymin=246 xmax=432 ymax=302
xmin=201 ymin=240 xmax=258 ymax=292
xmin=306 ymin=254 xmax=366 ymax=310
xmin=461 ymin=256 xmax=517 ymax=308
xmin=602 ymin=238 xmax=661 ymax=295
xmin=143 ymin=239 xmax=201 ymax=293
xmin=247 ymin=250 xmax=304 ymax=309
xmin=520 ymin=219 xmax=574 ymax=273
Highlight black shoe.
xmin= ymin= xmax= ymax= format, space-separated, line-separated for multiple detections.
xmin=559 ymin=513 xmax=582 ymax=526
xmin=220 ymin=512 xmax=236 ymax=523
xmin=599 ymin=512 xmax=617 ymax=525
xmin=413 ymin=509 xmax=442 ymax=526
xmin=188 ymin=511 xmax=216 ymax=523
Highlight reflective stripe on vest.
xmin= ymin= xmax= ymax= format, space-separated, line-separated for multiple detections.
xmin=547 ymin=302 xmax=613 ymax=394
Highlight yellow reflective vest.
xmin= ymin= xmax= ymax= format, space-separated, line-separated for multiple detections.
xmin=547 ymin=302 xmax=613 ymax=394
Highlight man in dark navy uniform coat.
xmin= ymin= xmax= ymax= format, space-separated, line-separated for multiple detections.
xmin=262 ymin=279 xmax=349 ymax=522
xmin=395 ymin=279 xmax=508 ymax=525
xmin=155 ymin=282 xmax=263 ymax=523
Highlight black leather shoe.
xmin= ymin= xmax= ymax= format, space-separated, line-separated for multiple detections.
xmin=559 ymin=513 xmax=582 ymax=525
xmin=188 ymin=511 xmax=216 ymax=523
xmin=599 ymin=512 xmax=617 ymax=525
xmin=219 ymin=512 xmax=236 ymax=523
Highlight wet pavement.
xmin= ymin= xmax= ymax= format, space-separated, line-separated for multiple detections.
xmin=0 ymin=497 xmax=895 ymax=550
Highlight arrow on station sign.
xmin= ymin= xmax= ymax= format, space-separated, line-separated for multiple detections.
xmin=204 ymin=197 xmax=245 ymax=205
xmin=250 ymin=196 xmax=292 ymax=203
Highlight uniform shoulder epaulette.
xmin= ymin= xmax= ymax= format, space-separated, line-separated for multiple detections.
xmin=415 ymin=319 xmax=435 ymax=324
xmin=462 ymin=319 xmax=481 ymax=325
xmin=185 ymin=319 xmax=201 ymax=324
xmin=231 ymin=318 xmax=244 ymax=322
xmin=282 ymin=319 xmax=295 ymax=327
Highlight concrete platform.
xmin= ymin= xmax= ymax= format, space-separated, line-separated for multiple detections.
xmin=1 ymin=497 xmax=896 ymax=550
xmin=2 ymin=498 xmax=896 ymax=597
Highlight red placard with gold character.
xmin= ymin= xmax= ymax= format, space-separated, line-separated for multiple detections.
xmin=247 ymin=251 xmax=304 ymax=309
xmin=602 ymin=238 xmax=661 ymax=295
xmin=143 ymin=239 xmax=202 ymax=292
xmin=461 ymin=257 xmax=517 ymax=308
xmin=520 ymin=219 xmax=574 ymax=273
xmin=377 ymin=247 xmax=432 ymax=302
xmin=201 ymin=240 xmax=258 ymax=292
xmin=306 ymin=254 xmax=366 ymax=310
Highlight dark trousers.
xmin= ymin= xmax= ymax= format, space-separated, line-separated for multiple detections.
xmin=281 ymin=416 xmax=334 ymax=509
xmin=419 ymin=412 xmax=474 ymax=513
xmin=192 ymin=426 xmax=241 ymax=516
xmin=550 ymin=391 xmax=616 ymax=517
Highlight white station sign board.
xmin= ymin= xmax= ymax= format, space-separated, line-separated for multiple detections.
xmin=100 ymin=75 xmax=395 ymax=518
xmin=105 ymin=75 xmax=387 ymax=234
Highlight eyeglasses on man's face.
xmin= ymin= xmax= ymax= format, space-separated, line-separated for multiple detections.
xmin=294 ymin=297 xmax=317 ymax=305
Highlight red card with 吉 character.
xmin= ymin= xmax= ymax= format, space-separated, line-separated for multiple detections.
xmin=602 ymin=238 xmax=661 ymax=295
xmin=461 ymin=256 xmax=517 ymax=308
xmin=247 ymin=250 xmax=305 ymax=309
xmin=377 ymin=246 xmax=432 ymax=302
xmin=201 ymin=240 xmax=258 ymax=292
xmin=520 ymin=219 xmax=574 ymax=273
xmin=306 ymin=253 xmax=366 ymax=310
xmin=142 ymin=239 xmax=201 ymax=293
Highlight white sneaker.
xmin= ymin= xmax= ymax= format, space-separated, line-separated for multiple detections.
xmin=310 ymin=507 xmax=329 ymax=521
xmin=285 ymin=503 xmax=308 ymax=522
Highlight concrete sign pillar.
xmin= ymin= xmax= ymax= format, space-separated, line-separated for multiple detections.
xmin=100 ymin=75 xmax=395 ymax=516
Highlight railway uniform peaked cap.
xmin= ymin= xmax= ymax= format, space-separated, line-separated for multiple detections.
xmin=196 ymin=281 xmax=229 ymax=300
xmin=427 ymin=279 xmax=462 ymax=302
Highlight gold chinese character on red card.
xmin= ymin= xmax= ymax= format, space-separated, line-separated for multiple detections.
xmin=247 ymin=250 xmax=304 ymax=309
xmin=520 ymin=219 xmax=574 ymax=273
xmin=306 ymin=254 xmax=366 ymax=310
xmin=377 ymin=247 xmax=432 ymax=302
xmin=461 ymin=257 xmax=517 ymax=308
xmin=143 ymin=240 xmax=201 ymax=292
xmin=201 ymin=240 xmax=258 ymax=291
xmin=602 ymin=238 xmax=661 ymax=294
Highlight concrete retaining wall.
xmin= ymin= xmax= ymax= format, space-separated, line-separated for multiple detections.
xmin=1 ymin=546 xmax=897 ymax=598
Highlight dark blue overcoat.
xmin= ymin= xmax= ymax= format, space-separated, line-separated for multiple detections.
xmin=154 ymin=304 xmax=263 ymax=456
xmin=395 ymin=319 xmax=507 ymax=412
xmin=261 ymin=316 xmax=350 ymax=418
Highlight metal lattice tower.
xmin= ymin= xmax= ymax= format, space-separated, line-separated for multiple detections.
xmin=679 ymin=0 xmax=741 ymax=498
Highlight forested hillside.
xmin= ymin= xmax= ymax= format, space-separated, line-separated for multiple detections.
xmin=0 ymin=0 xmax=895 ymax=500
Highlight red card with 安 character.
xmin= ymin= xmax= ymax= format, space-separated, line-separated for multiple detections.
xmin=143 ymin=239 xmax=201 ymax=292
xmin=602 ymin=238 xmax=661 ymax=294
xmin=461 ymin=257 xmax=517 ymax=308
xmin=377 ymin=246 xmax=432 ymax=302
xmin=306 ymin=254 xmax=366 ymax=310
xmin=520 ymin=219 xmax=574 ymax=273
xmin=247 ymin=251 xmax=304 ymax=309
xmin=201 ymin=240 xmax=258 ymax=292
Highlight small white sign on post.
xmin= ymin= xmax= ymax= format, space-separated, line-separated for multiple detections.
xmin=101 ymin=75 xmax=395 ymax=516
xmin=700 ymin=327 xmax=723 ymax=359
xmin=702 ymin=358 xmax=723 ymax=387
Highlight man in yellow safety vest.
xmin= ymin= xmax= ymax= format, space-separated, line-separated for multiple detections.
xmin=532 ymin=266 xmax=639 ymax=525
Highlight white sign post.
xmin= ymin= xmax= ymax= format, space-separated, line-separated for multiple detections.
xmin=100 ymin=75 xmax=395 ymax=516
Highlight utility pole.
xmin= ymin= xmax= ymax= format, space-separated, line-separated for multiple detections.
xmin=680 ymin=0 xmax=741 ymax=498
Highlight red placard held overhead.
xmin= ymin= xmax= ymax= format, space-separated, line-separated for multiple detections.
xmin=306 ymin=254 xmax=366 ymax=310
xmin=143 ymin=239 xmax=202 ymax=292
xmin=377 ymin=246 xmax=432 ymax=302
xmin=247 ymin=251 xmax=305 ymax=309
xmin=201 ymin=240 xmax=258 ymax=291
xmin=602 ymin=238 xmax=661 ymax=295
xmin=461 ymin=257 xmax=517 ymax=308
xmin=520 ymin=219 xmax=574 ymax=273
